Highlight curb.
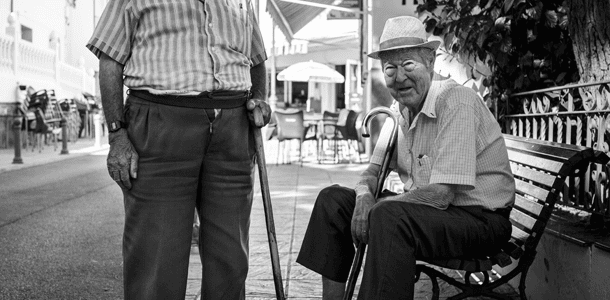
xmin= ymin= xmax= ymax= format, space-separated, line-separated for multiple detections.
xmin=0 ymin=144 xmax=109 ymax=174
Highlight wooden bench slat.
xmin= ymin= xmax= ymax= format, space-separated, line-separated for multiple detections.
xmin=515 ymin=194 xmax=543 ymax=216
xmin=511 ymin=225 xmax=530 ymax=244
xmin=503 ymin=240 xmax=525 ymax=259
xmin=510 ymin=162 xmax=557 ymax=188
xmin=515 ymin=179 xmax=551 ymax=202
xmin=510 ymin=208 xmax=538 ymax=232
xmin=504 ymin=134 xmax=588 ymax=159
xmin=492 ymin=251 xmax=513 ymax=267
xmin=507 ymin=149 xmax=565 ymax=174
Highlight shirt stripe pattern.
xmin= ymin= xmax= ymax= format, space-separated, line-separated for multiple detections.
xmin=371 ymin=75 xmax=515 ymax=210
xmin=87 ymin=0 xmax=267 ymax=94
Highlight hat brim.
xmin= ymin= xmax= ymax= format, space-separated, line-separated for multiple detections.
xmin=367 ymin=40 xmax=441 ymax=59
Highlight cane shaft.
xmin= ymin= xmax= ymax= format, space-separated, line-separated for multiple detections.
xmin=252 ymin=120 xmax=286 ymax=300
xmin=344 ymin=108 xmax=399 ymax=300
xmin=342 ymin=157 xmax=392 ymax=300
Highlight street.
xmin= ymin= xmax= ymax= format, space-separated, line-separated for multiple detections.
xmin=0 ymin=154 xmax=124 ymax=300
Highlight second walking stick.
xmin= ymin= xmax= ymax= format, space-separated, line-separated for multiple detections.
xmin=252 ymin=107 xmax=287 ymax=300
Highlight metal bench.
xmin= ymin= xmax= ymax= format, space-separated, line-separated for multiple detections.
xmin=415 ymin=134 xmax=604 ymax=300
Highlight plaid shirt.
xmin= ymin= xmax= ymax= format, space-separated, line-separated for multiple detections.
xmin=86 ymin=0 xmax=267 ymax=94
xmin=371 ymin=74 xmax=515 ymax=210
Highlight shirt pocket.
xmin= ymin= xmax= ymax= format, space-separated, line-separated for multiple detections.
xmin=226 ymin=0 xmax=247 ymax=25
xmin=225 ymin=0 xmax=250 ymax=53
xmin=414 ymin=155 xmax=432 ymax=187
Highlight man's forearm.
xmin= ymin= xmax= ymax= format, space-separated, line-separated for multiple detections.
xmin=99 ymin=53 xmax=125 ymax=130
xmin=354 ymin=163 xmax=381 ymax=199
xmin=250 ymin=62 xmax=267 ymax=100
xmin=382 ymin=183 xmax=455 ymax=210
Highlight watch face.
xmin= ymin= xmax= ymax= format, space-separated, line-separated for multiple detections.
xmin=109 ymin=121 xmax=122 ymax=132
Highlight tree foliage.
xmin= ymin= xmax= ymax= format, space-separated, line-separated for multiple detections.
xmin=418 ymin=0 xmax=579 ymax=115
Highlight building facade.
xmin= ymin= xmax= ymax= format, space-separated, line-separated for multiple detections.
xmin=0 ymin=0 xmax=103 ymax=147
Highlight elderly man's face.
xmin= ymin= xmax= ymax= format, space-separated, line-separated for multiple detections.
xmin=380 ymin=49 xmax=434 ymax=113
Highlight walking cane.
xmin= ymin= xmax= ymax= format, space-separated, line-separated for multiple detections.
xmin=251 ymin=107 xmax=287 ymax=300
xmin=343 ymin=106 xmax=400 ymax=300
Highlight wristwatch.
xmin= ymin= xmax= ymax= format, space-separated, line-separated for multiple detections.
xmin=108 ymin=120 xmax=125 ymax=133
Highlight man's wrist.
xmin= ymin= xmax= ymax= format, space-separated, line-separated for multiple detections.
xmin=354 ymin=183 xmax=373 ymax=197
xmin=108 ymin=128 xmax=128 ymax=142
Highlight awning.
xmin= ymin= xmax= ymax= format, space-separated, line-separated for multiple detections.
xmin=266 ymin=0 xmax=335 ymax=40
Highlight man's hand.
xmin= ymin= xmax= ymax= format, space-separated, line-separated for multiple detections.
xmin=107 ymin=131 xmax=139 ymax=190
xmin=247 ymin=98 xmax=271 ymax=127
xmin=351 ymin=191 xmax=376 ymax=244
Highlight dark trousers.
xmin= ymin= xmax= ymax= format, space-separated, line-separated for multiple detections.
xmin=122 ymin=96 xmax=256 ymax=300
xmin=296 ymin=185 xmax=512 ymax=299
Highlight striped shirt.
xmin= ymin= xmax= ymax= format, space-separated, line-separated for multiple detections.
xmin=371 ymin=74 xmax=515 ymax=210
xmin=86 ymin=0 xmax=267 ymax=94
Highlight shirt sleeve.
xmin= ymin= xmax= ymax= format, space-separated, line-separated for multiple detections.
xmin=429 ymin=87 xmax=478 ymax=188
xmin=249 ymin=10 xmax=268 ymax=66
xmin=86 ymin=0 xmax=136 ymax=64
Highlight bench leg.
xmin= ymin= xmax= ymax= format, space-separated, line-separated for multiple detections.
xmin=417 ymin=264 xmax=523 ymax=300
xmin=518 ymin=265 xmax=530 ymax=300
xmin=416 ymin=265 xmax=442 ymax=300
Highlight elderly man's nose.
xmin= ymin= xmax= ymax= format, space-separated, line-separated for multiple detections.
xmin=395 ymin=68 xmax=408 ymax=82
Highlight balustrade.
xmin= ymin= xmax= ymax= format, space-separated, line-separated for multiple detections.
xmin=504 ymin=80 xmax=610 ymax=217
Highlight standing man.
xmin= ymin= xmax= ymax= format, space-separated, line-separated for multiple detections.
xmin=86 ymin=1 xmax=269 ymax=299
xmin=296 ymin=16 xmax=515 ymax=299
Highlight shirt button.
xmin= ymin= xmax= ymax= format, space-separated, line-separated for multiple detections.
xmin=209 ymin=23 xmax=213 ymax=27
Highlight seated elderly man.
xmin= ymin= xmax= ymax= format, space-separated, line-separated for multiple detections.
xmin=296 ymin=16 xmax=515 ymax=299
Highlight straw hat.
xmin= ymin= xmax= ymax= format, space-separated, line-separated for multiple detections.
xmin=368 ymin=16 xmax=441 ymax=59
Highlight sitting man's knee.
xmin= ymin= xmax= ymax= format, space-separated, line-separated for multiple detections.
xmin=313 ymin=185 xmax=355 ymax=211
xmin=369 ymin=201 xmax=396 ymax=222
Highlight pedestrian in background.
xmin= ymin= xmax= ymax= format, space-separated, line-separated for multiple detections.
xmin=86 ymin=1 xmax=270 ymax=299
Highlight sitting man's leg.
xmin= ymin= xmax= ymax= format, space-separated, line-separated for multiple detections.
xmin=359 ymin=201 xmax=512 ymax=299
xmin=296 ymin=185 xmax=358 ymax=300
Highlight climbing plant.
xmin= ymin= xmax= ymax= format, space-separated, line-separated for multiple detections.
xmin=417 ymin=0 xmax=586 ymax=117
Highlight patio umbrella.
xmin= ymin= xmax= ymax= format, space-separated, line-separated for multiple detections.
xmin=277 ymin=61 xmax=345 ymax=83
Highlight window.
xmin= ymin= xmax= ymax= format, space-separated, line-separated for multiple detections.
xmin=21 ymin=25 xmax=32 ymax=42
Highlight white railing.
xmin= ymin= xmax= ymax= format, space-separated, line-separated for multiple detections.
xmin=18 ymin=42 xmax=55 ymax=76
xmin=59 ymin=63 xmax=85 ymax=95
xmin=0 ymin=35 xmax=13 ymax=71
xmin=0 ymin=15 xmax=96 ymax=101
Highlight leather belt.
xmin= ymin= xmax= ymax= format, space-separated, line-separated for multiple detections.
xmin=128 ymin=89 xmax=251 ymax=109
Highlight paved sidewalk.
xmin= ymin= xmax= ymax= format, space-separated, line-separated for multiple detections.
xmin=0 ymin=135 xmax=109 ymax=174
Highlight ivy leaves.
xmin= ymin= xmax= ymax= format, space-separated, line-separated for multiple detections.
xmin=418 ymin=0 xmax=579 ymax=115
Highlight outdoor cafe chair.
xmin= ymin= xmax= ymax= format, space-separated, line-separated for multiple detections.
xmin=318 ymin=111 xmax=339 ymax=162
xmin=319 ymin=109 xmax=362 ymax=163
xmin=271 ymin=110 xmax=317 ymax=166
xmin=334 ymin=109 xmax=362 ymax=163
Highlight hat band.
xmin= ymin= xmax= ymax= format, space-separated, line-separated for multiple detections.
xmin=379 ymin=37 xmax=427 ymax=51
